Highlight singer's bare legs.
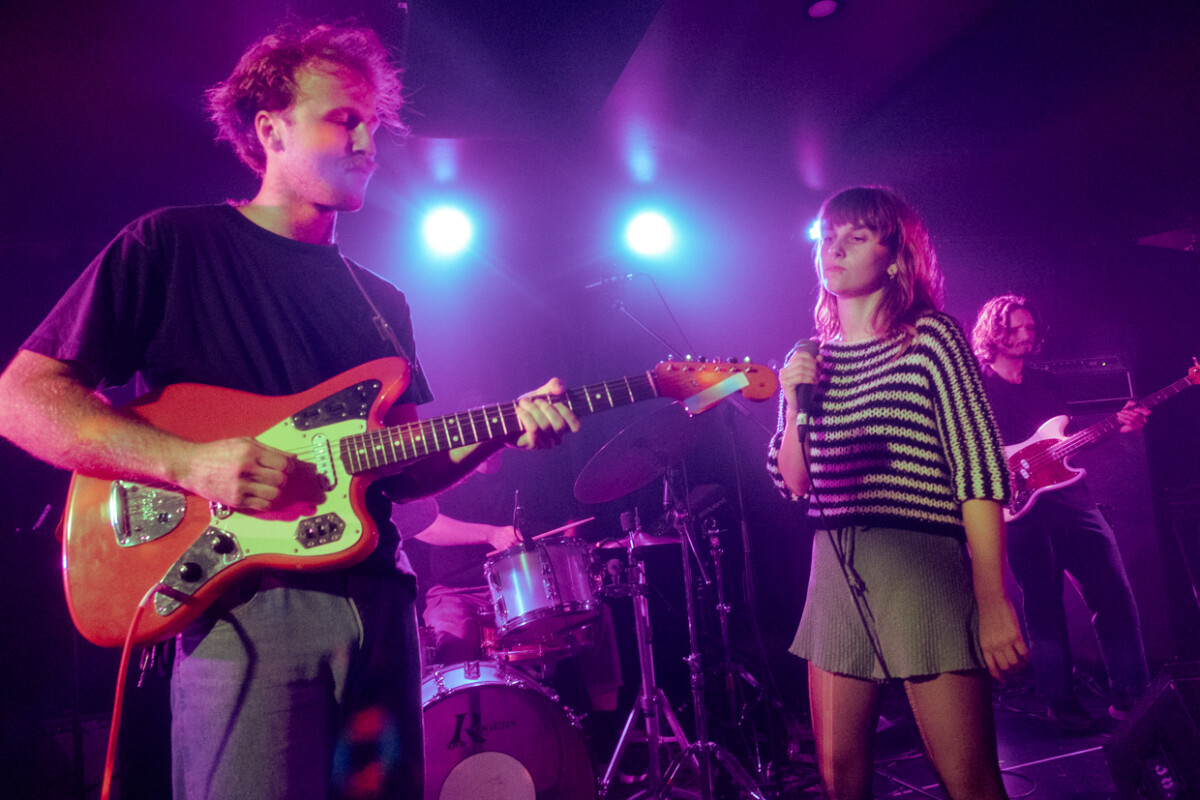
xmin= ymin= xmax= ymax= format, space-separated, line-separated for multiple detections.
xmin=809 ymin=665 xmax=1007 ymax=800
xmin=808 ymin=665 xmax=883 ymax=800
xmin=904 ymin=670 xmax=1008 ymax=799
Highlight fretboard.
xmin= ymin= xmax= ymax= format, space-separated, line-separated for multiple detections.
xmin=339 ymin=372 xmax=660 ymax=474
xmin=1051 ymin=373 xmax=1196 ymax=461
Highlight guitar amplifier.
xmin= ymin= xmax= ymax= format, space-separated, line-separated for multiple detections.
xmin=1106 ymin=662 xmax=1200 ymax=800
xmin=1032 ymin=355 xmax=1134 ymax=411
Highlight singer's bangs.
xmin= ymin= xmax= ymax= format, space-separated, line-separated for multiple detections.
xmin=819 ymin=187 xmax=902 ymax=251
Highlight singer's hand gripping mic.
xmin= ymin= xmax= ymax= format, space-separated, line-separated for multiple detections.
xmin=792 ymin=338 xmax=819 ymax=431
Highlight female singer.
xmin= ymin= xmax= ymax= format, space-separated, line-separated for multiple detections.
xmin=768 ymin=186 xmax=1027 ymax=799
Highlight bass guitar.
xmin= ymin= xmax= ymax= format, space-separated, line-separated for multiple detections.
xmin=61 ymin=356 xmax=777 ymax=647
xmin=1004 ymin=362 xmax=1199 ymax=522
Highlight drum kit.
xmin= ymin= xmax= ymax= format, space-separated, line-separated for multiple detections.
xmin=419 ymin=403 xmax=770 ymax=800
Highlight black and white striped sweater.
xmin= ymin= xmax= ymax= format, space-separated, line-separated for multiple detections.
xmin=766 ymin=312 xmax=1010 ymax=539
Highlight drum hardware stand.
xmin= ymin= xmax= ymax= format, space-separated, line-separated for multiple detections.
xmin=695 ymin=506 xmax=797 ymax=797
xmin=702 ymin=517 xmax=768 ymax=785
xmin=655 ymin=467 xmax=766 ymax=800
xmin=599 ymin=518 xmax=692 ymax=799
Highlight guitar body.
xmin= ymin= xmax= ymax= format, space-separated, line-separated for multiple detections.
xmin=1003 ymin=415 xmax=1086 ymax=523
xmin=62 ymin=357 xmax=412 ymax=647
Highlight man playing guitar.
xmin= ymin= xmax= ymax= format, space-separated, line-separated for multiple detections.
xmin=971 ymin=293 xmax=1149 ymax=734
xmin=0 ymin=22 xmax=579 ymax=799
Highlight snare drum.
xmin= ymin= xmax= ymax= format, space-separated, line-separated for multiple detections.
xmin=421 ymin=661 xmax=595 ymax=800
xmin=480 ymin=617 xmax=596 ymax=665
xmin=484 ymin=536 xmax=600 ymax=644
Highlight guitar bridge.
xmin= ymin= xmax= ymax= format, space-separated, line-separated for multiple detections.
xmin=109 ymin=481 xmax=186 ymax=547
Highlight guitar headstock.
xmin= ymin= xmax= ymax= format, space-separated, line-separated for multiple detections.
xmin=651 ymin=358 xmax=778 ymax=405
xmin=1189 ymin=358 xmax=1200 ymax=385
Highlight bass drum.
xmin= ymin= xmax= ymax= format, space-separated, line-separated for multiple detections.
xmin=421 ymin=661 xmax=595 ymax=800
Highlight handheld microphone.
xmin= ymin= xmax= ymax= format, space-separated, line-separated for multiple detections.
xmin=792 ymin=338 xmax=820 ymax=430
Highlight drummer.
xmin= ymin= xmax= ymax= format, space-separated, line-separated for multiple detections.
xmin=394 ymin=510 xmax=516 ymax=665
xmin=394 ymin=451 xmax=624 ymax=710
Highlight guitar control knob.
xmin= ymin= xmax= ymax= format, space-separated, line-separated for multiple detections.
xmin=178 ymin=562 xmax=204 ymax=583
xmin=209 ymin=533 xmax=235 ymax=554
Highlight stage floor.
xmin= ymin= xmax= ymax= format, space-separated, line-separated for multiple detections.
xmin=867 ymin=682 xmax=1122 ymax=800
xmin=603 ymin=678 xmax=1127 ymax=800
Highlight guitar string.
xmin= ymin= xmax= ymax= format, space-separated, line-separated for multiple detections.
xmin=1010 ymin=375 xmax=1193 ymax=474
xmin=245 ymin=366 xmax=757 ymax=467
xmin=256 ymin=378 xmax=658 ymax=463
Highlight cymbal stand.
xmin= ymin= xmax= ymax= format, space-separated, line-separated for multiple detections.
xmin=704 ymin=516 xmax=770 ymax=787
xmin=656 ymin=468 xmax=766 ymax=800
xmin=599 ymin=519 xmax=692 ymax=799
xmin=704 ymin=519 xmax=733 ymax=685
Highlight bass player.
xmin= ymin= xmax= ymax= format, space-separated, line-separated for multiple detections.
xmin=971 ymin=293 xmax=1149 ymax=734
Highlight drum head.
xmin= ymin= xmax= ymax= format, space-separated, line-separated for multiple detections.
xmin=439 ymin=752 xmax=535 ymax=799
xmin=422 ymin=663 xmax=595 ymax=800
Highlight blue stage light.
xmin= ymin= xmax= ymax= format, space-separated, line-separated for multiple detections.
xmin=625 ymin=211 xmax=675 ymax=257
xmin=422 ymin=206 xmax=473 ymax=256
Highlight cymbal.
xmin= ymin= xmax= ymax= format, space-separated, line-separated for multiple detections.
xmin=573 ymin=403 xmax=705 ymax=504
xmin=597 ymin=529 xmax=683 ymax=549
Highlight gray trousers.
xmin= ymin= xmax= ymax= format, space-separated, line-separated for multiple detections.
xmin=170 ymin=570 xmax=423 ymax=800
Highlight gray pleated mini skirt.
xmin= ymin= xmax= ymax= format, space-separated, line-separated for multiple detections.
xmin=790 ymin=525 xmax=985 ymax=681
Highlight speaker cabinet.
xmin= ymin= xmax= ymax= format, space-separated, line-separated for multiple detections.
xmin=1106 ymin=662 xmax=1200 ymax=800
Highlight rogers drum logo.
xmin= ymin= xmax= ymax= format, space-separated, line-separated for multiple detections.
xmin=446 ymin=712 xmax=518 ymax=750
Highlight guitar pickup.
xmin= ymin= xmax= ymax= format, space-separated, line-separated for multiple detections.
xmin=310 ymin=434 xmax=336 ymax=491
xmin=295 ymin=513 xmax=345 ymax=549
xmin=292 ymin=381 xmax=380 ymax=430
xmin=109 ymin=481 xmax=187 ymax=547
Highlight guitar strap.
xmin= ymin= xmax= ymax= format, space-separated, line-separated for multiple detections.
xmin=342 ymin=255 xmax=423 ymax=380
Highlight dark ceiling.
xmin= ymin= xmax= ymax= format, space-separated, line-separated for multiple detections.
xmin=409 ymin=0 xmax=1200 ymax=245
xmin=5 ymin=0 xmax=1199 ymax=243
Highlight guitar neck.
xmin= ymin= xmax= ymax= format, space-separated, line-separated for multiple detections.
xmin=340 ymin=372 xmax=659 ymax=474
xmin=1053 ymin=373 xmax=1196 ymax=459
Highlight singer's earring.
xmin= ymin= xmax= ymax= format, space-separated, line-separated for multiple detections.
xmin=887 ymin=264 xmax=898 ymax=280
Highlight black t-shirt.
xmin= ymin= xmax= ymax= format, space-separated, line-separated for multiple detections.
xmin=25 ymin=203 xmax=434 ymax=572
xmin=979 ymin=364 xmax=1070 ymax=446
xmin=405 ymin=467 xmax=517 ymax=589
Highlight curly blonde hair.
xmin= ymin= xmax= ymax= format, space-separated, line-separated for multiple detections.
xmin=206 ymin=22 xmax=406 ymax=176
xmin=812 ymin=186 xmax=944 ymax=343
xmin=971 ymin=293 xmax=1045 ymax=363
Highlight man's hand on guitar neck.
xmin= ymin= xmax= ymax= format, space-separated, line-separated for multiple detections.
xmin=512 ymin=377 xmax=581 ymax=450
xmin=1116 ymin=400 xmax=1149 ymax=434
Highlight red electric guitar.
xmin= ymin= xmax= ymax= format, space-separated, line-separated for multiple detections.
xmin=60 ymin=357 xmax=777 ymax=647
xmin=1003 ymin=363 xmax=1199 ymax=522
